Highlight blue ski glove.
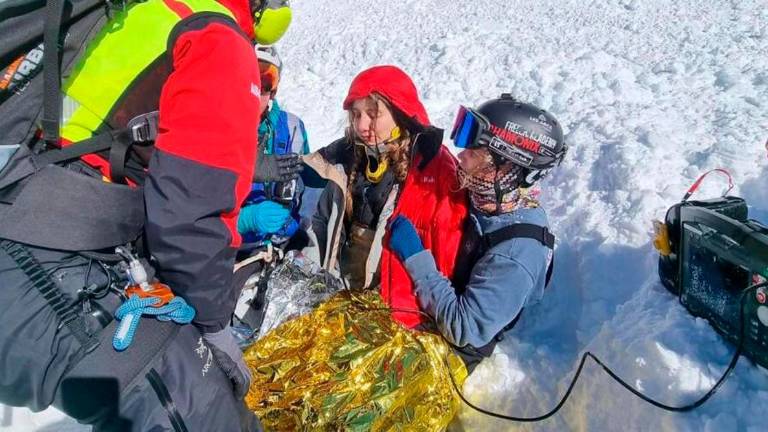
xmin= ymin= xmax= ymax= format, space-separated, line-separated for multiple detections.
xmin=238 ymin=200 xmax=292 ymax=235
xmin=388 ymin=215 xmax=425 ymax=261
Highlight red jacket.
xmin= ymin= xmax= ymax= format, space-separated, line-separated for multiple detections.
xmin=304 ymin=136 xmax=468 ymax=329
xmin=73 ymin=0 xmax=261 ymax=332
xmin=382 ymin=145 xmax=468 ymax=328
xmin=146 ymin=0 xmax=260 ymax=332
xmin=308 ymin=65 xmax=468 ymax=328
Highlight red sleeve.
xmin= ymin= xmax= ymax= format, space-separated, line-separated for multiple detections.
xmin=430 ymin=148 xmax=469 ymax=279
xmin=144 ymin=20 xmax=261 ymax=332
xmin=157 ymin=21 xmax=260 ymax=239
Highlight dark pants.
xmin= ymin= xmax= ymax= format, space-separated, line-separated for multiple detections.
xmin=0 ymin=242 xmax=260 ymax=431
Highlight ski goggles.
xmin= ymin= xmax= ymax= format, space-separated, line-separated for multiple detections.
xmin=450 ymin=106 xmax=488 ymax=150
xmin=450 ymin=106 xmax=555 ymax=168
xmin=259 ymin=62 xmax=280 ymax=94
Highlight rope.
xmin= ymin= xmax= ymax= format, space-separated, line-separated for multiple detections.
xmin=112 ymin=295 xmax=195 ymax=351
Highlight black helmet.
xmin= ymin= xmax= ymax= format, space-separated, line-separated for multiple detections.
xmin=452 ymin=93 xmax=567 ymax=182
xmin=478 ymin=94 xmax=566 ymax=169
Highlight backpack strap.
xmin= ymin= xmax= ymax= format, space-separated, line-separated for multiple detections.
xmin=41 ymin=0 xmax=68 ymax=146
xmin=454 ymin=223 xmax=557 ymax=368
xmin=483 ymin=223 xmax=555 ymax=286
xmin=483 ymin=223 xmax=555 ymax=249
xmin=33 ymin=110 xmax=158 ymax=184
xmin=37 ymin=129 xmax=128 ymax=165
xmin=108 ymin=110 xmax=159 ymax=184
xmin=273 ymin=111 xmax=292 ymax=155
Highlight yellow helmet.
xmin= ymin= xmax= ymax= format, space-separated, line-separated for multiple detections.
xmin=253 ymin=0 xmax=292 ymax=45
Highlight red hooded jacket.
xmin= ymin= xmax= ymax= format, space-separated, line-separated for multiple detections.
xmin=343 ymin=66 xmax=469 ymax=328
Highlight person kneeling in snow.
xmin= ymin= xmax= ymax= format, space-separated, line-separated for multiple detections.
xmin=388 ymin=94 xmax=569 ymax=372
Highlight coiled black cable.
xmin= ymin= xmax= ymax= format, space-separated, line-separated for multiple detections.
xmin=347 ymin=280 xmax=766 ymax=422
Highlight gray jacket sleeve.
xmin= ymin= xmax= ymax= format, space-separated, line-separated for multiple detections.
xmin=404 ymin=239 xmax=546 ymax=348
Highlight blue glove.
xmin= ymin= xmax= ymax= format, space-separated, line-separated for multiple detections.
xmin=238 ymin=200 xmax=291 ymax=235
xmin=388 ymin=215 xmax=425 ymax=261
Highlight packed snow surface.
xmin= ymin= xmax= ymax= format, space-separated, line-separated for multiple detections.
xmin=3 ymin=0 xmax=766 ymax=430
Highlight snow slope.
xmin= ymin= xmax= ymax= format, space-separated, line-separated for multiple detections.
xmin=287 ymin=2 xmax=768 ymax=431
xmin=3 ymin=0 xmax=766 ymax=430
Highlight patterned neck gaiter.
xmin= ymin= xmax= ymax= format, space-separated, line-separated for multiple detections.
xmin=458 ymin=164 xmax=540 ymax=214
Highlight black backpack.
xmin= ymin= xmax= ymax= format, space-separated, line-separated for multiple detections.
xmin=0 ymin=0 xmax=155 ymax=185
xmin=0 ymin=0 xmax=155 ymax=252
xmin=0 ymin=0 xmax=111 ymax=147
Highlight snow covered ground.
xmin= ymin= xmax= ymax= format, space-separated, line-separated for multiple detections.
xmin=3 ymin=0 xmax=766 ymax=430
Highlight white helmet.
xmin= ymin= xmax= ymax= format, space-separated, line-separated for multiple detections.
xmin=255 ymin=44 xmax=282 ymax=72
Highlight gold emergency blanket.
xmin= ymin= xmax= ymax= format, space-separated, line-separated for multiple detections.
xmin=243 ymin=291 xmax=468 ymax=431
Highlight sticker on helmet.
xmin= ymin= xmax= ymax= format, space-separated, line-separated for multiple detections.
xmin=504 ymin=121 xmax=558 ymax=149
xmin=489 ymin=136 xmax=534 ymax=166
xmin=489 ymin=123 xmax=541 ymax=154
xmin=529 ymin=114 xmax=554 ymax=132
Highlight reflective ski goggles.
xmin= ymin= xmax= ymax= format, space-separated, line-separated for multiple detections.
xmin=259 ymin=62 xmax=280 ymax=94
xmin=450 ymin=105 xmax=488 ymax=150
xmin=450 ymin=105 xmax=556 ymax=168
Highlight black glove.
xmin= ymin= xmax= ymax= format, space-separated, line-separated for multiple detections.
xmin=253 ymin=153 xmax=303 ymax=183
xmin=415 ymin=126 xmax=443 ymax=170
xmin=202 ymin=328 xmax=252 ymax=400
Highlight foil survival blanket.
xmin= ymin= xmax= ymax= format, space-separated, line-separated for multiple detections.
xmin=243 ymin=291 xmax=468 ymax=431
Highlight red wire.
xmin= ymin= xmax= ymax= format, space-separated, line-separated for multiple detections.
xmin=682 ymin=168 xmax=734 ymax=201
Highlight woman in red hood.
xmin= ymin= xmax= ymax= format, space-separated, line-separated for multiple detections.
xmin=301 ymin=65 xmax=469 ymax=328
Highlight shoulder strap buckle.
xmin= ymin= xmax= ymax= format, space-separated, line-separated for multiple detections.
xmin=538 ymin=226 xmax=555 ymax=247
xmin=128 ymin=111 xmax=159 ymax=143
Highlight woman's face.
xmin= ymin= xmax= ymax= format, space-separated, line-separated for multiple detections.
xmin=350 ymin=97 xmax=398 ymax=145
xmin=457 ymin=147 xmax=494 ymax=177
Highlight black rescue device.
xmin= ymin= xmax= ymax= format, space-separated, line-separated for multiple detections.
xmin=656 ymin=196 xmax=748 ymax=294
xmin=677 ymin=205 xmax=768 ymax=367
xmin=655 ymin=169 xmax=768 ymax=368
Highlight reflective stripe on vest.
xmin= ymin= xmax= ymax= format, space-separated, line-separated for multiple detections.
xmin=61 ymin=0 xmax=234 ymax=143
